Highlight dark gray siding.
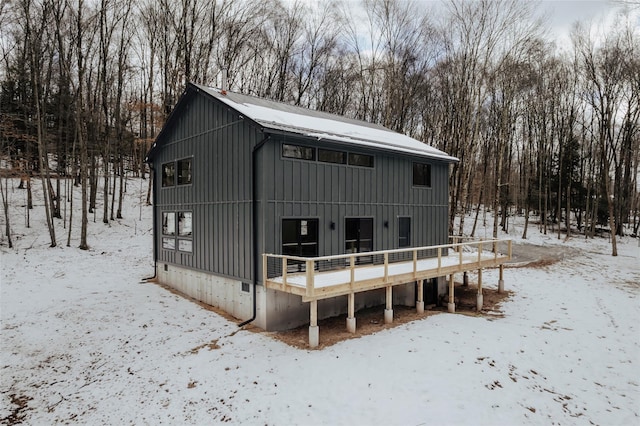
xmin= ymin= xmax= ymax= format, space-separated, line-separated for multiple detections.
xmin=256 ymin=136 xmax=450 ymax=263
xmin=153 ymin=90 xmax=262 ymax=282
xmin=152 ymin=88 xmax=452 ymax=286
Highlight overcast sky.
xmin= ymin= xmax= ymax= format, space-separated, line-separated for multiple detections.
xmin=334 ymin=0 xmax=638 ymax=49
xmin=538 ymin=0 xmax=634 ymax=46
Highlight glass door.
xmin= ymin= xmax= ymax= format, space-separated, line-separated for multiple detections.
xmin=345 ymin=218 xmax=373 ymax=263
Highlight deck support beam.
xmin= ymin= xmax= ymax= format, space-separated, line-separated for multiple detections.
xmin=346 ymin=293 xmax=356 ymax=333
xmin=309 ymin=300 xmax=319 ymax=348
xmin=384 ymin=286 xmax=393 ymax=324
xmin=463 ymin=271 xmax=469 ymax=287
xmin=416 ymin=280 xmax=424 ymax=314
xmin=448 ymin=274 xmax=455 ymax=313
xmin=498 ymin=264 xmax=505 ymax=293
xmin=477 ymin=269 xmax=483 ymax=311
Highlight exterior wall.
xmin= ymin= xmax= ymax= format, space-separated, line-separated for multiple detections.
xmin=156 ymin=263 xmax=251 ymax=320
xmin=152 ymin=89 xmax=263 ymax=283
xmin=255 ymin=135 xmax=450 ymax=264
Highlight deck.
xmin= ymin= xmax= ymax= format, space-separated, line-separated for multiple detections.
xmin=262 ymin=238 xmax=512 ymax=347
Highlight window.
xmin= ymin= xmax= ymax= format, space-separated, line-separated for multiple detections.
xmin=398 ymin=217 xmax=411 ymax=248
xmin=162 ymin=212 xmax=176 ymax=249
xmin=413 ymin=162 xmax=431 ymax=187
xmin=162 ymin=211 xmax=193 ymax=252
xmin=162 ymin=162 xmax=175 ymax=187
xmin=162 ymin=212 xmax=176 ymax=235
xmin=348 ymin=153 xmax=374 ymax=168
xmin=282 ymin=219 xmax=319 ymax=258
xmin=345 ymin=218 xmax=373 ymax=254
xmin=282 ymin=144 xmax=315 ymax=160
xmin=178 ymin=212 xmax=192 ymax=236
xmin=162 ymin=237 xmax=176 ymax=250
xmin=178 ymin=240 xmax=193 ymax=252
xmin=318 ymin=149 xmax=347 ymax=164
xmin=177 ymin=158 xmax=192 ymax=185
xmin=177 ymin=212 xmax=193 ymax=252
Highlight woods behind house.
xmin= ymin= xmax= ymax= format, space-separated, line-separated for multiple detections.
xmin=0 ymin=0 xmax=638 ymax=255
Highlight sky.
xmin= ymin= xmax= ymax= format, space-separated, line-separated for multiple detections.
xmin=538 ymin=0 xmax=638 ymax=46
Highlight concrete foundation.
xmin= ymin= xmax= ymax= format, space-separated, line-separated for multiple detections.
xmin=156 ymin=263 xmax=251 ymax=320
xmin=384 ymin=309 xmax=393 ymax=324
xmin=448 ymin=302 xmax=456 ymax=313
xmin=498 ymin=279 xmax=505 ymax=293
xmin=309 ymin=326 xmax=319 ymax=348
xmin=477 ymin=293 xmax=483 ymax=311
xmin=416 ymin=300 xmax=424 ymax=314
xmin=346 ymin=317 xmax=356 ymax=333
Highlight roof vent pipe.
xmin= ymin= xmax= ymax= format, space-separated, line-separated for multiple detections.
xmin=221 ymin=68 xmax=228 ymax=93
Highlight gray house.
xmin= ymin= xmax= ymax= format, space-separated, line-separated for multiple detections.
xmin=146 ymin=83 xmax=458 ymax=332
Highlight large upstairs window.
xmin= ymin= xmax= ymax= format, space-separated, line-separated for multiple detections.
xmin=413 ymin=162 xmax=431 ymax=187
xmin=162 ymin=162 xmax=175 ymax=187
xmin=162 ymin=157 xmax=193 ymax=187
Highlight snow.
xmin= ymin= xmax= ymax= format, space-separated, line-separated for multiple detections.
xmin=195 ymin=84 xmax=458 ymax=162
xmin=1 ymin=178 xmax=639 ymax=425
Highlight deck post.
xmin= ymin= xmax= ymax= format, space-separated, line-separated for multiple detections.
xmin=346 ymin=293 xmax=356 ymax=333
xmin=306 ymin=259 xmax=314 ymax=298
xmin=448 ymin=274 xmax=455 ymax=313
xmin=476 ymin=269 xmax=483 ymax=311
xmin=309 ymin=299 xmax=319 ymax=348
xmin=463 ymin=271 xmax=469 ymax=287
xmin=350 ymin=256 xmax=355 ymax=287
xmin=282 ymin=257 xmax=288 ymax=289
xmin=498 ymin=264 xmax=505 ymax=293
xmin=384 ymin=253 xmax=389 ymax=283
xmin=384 ymin=285 xmax=393 ymax=323
xmin=416 ymin=279 xmax=424 ymax=314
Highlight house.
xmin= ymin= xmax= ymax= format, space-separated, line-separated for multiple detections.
xmin=146 ymin=82 xmax=477 ymax=339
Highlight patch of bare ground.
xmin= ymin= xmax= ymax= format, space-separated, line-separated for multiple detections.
xmin=1 ymin=393 xmax=33 ymax=425
xmin=266 ymin=283 xmax=512 ymax=350
xmin=507 ymin=258 xmax=557 ymax=269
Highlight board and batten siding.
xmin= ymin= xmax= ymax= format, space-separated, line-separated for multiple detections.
xmin=256 ymin=136 xmax=450 ymax=262
xmin=153 ymin=90 xmax=261 ymax=283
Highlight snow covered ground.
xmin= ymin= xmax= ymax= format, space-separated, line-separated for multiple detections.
xmin=1 ymin=178 xmax=639 ymax=425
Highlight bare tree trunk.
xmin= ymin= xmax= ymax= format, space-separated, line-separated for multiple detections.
xmin=117 ymin=156 xmax=124 ymax=219
xmin=0 ymin=176 xmax=12 ymax=248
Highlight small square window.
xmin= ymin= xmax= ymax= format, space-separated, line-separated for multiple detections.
xmin=177 ymin=158 xmax=192 ymax=185
xmin=413 ymin=163 xmax=431 ymax=187
xmin=162 ymin=162 xmax=175 ymax=187
xmin=162 ymin=237 xmax=176 ymax=250
xmin=178 ymin=239 xmax=193 ymax=252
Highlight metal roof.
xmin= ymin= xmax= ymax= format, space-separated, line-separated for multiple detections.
xmin=193 ymin=83 xmax=458 ymax=162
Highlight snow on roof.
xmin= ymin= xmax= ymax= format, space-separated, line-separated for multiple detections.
xmin=194 ymin=83 xmax=458 ymax=162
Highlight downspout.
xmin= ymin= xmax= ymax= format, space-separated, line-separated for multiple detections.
xmin=239 ymin=134 xmax=271 ymax=327
xmin=141 ymin=163 xmax=158 ymax=282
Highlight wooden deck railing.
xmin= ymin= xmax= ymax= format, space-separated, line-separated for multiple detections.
xmin=263 ymin=238 xmax=512 ymax=302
